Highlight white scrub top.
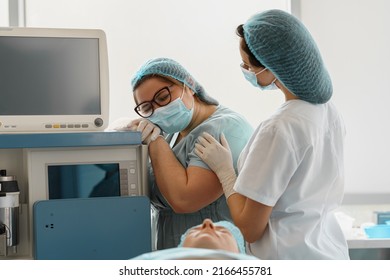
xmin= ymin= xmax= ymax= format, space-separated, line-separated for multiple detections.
xmin=235 ymin=100 xmax=349 ymax=260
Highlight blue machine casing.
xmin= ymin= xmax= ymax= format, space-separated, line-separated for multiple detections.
xmin=0 ymin=131 xmax=142 ymax=149
xmin=33 ymin=196 xmax=151 ymax=260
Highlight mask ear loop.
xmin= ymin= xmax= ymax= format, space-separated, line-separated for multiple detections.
xmin=262 ymin=70 xmax=278 ymax=88
xmin=179 ymin=83 xmax=186 ymax=99
xmin=254 ymin=67 xmax=267 ymax=76
xmin=182 ymin=83 xmax=195 ymax=111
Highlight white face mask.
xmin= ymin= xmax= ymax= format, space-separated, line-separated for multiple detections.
xmin=148 ymin=85 xmax=194 ymax=134
xmin=257 ymin=77 xmax=278 ymax=91
xmin=240 ymin=64 xmax=278 ymax=91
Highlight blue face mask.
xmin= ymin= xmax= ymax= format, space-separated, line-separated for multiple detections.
xmin=148 ymin=85 xmax=194 ymax=134
xmin=240 ymin=65 xmax=278 ymax=91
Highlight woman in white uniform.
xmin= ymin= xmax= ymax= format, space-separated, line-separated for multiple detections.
xmin=195 ymin=10 xmax=349 ymax=259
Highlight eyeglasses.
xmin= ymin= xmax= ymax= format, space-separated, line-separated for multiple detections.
xmin=134 ymin=84 xmax=174 ymax=118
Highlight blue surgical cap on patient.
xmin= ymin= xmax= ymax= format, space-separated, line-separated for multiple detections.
xmin=243 ymin=9 xmax=333 ymax=104
xmin=131 ymin=57 xmax=219 ymax=105
xmin=178 ymin=220 xmax=246 ymax=254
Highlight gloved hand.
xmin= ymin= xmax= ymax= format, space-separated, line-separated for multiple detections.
xmin=195 ymin=132 xmax=237 ymax=199
xmin=107 ymin=117 xmax=134 ymax=131
xmin=127 ymin=118 xmax=162 ymax=145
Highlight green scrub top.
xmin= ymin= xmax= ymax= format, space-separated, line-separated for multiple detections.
xmin=149 ymin=105 xmax=253 ymax=249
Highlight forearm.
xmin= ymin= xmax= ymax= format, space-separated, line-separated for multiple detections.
xmin=148 ymin=136 xmax=222 ymax=212
xmin=212 ymin=169 xmax=257 ymax=239
xmin=226 ymin=193 xmax=272 ymax=243
xmin=148 ymin=136 xmax=187 ymax=201
xmin=226 ymin=194 xmax=251 ymax=238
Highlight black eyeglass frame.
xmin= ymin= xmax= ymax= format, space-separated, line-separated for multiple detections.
xmin=134 ymin=84 xmax=174 ymax=118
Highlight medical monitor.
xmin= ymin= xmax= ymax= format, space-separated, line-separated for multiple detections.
xmin=0 ymin=27 xmax=109 ymax=133
xmin=26 ymin=145 xmax=149 ymax=205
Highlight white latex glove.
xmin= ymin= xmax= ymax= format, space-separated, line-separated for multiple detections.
xmin=113 ymin=118 xmax=161 ymax=145
xmin=132 ymin=119 xmax=162 ymax=145
xmin=195 ymin=132 xmax=237 ymax=199
xmin=106 ymin=117 xmax=134 ymax=132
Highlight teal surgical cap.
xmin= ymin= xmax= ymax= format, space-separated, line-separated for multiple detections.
xmin=131 ymin=57 xmax=219 ymax=105
xmin=243 ymin=9 xmax=332 ymax=104
xmin=178 ymin=220 xmax=246 ymax=254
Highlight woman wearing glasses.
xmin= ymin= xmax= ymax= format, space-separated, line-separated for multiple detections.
xmin=127 ymin=57 xmax=253 ymax=249
xmin=195 ymin=10 xmax=349 ymax=259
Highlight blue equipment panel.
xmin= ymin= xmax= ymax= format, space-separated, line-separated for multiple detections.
xmin=33 ymin=196 xmax=151 ymax=260
xmin=0 ymin=131 xmax=141 ymax=149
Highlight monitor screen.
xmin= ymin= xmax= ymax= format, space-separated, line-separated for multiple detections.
xmin=0 ymin=27 xmax=109 ymax=132
xmin=48 ymin=163 xmax=120 ymax=199
xmin=0 ymin=37 xmax=100 ymax=115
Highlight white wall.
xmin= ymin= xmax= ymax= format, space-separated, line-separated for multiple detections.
xmin=299 ymin=0 xmax=390 ymax=194
xmin=0 ymin=0 xmax=9 ymax=26
xmin=24 ymin=0 xmax=289 ymax=130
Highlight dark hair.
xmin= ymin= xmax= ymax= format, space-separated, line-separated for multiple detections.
xmin=236 ymin=24 xmax=264 ymax=68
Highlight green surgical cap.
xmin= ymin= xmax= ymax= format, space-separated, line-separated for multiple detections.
xmin=243 ymin=9 xmax=332 ymax=104
xmin=178 ymin=220 xmax=246 ymax=254
xmin=131 ymin=57 xmax=219 ymax=105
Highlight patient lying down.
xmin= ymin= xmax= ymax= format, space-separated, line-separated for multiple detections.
xmin=132 ymin=219 xmax=258 ymax=260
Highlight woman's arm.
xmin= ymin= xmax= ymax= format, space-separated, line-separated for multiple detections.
xmin=226 ymin=194 xmax=272 ymax=243
xmin=148 ymin=136 xmax=223 ymax=213
xmin=195 ymin=132 xmax=272 ymax=242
